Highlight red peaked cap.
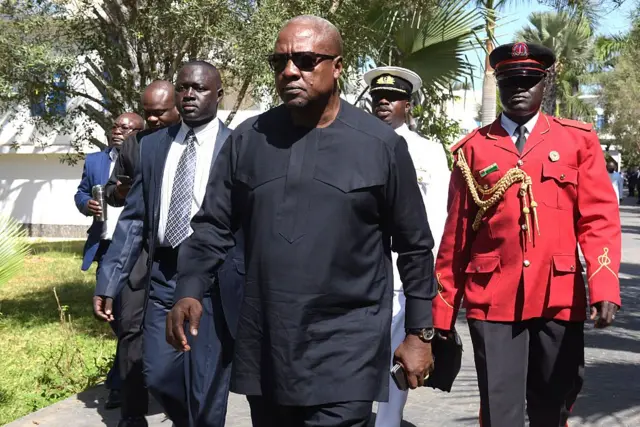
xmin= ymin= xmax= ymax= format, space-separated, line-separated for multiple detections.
xmin=489 ymin=42 xmax=556 ymax=81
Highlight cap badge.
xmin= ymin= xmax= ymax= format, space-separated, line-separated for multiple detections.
xmin=376 ymin=75 xmax=395 ymax=85
xmin=512 ymin=42 xmax=529 ymax=58
xmin=549 ymin=151 xmax=560 ymax=162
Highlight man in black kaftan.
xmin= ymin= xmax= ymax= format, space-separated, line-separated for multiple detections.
xmin=168 ymin=15 xmax=437 ymax=426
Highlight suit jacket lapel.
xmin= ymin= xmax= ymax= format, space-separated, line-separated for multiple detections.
xmin=209 ymin=120 xmax=232 ymax=175
xmin=521 ymin=113 xmax=551 ymax=158
xmin=152 ymin=125 xmax=180 ymax=228
xmin=100 ymin=150 xmax=112 ymax=184
xmin=487 ymin=117 xmax=519 ymax=157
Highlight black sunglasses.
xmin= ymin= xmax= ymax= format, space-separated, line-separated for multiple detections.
xmin=267 ymin=51 xmax=338 ymax=72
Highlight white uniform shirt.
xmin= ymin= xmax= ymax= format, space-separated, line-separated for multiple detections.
xmin=392 ymin=124 xmax=450 ymax=297
xmin=609 ymin=171 xmax=623 ymax=203
xmin=157 ymin=118 xmax=223 ymax=245
xmin=104 ymin=148 xmax=124 ymax=240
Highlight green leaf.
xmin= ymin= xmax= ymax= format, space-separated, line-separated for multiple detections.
xmin=0 ymin=215 xmax=30 ymax=288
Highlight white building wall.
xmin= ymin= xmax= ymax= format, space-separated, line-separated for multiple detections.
xmin=0 ymin=152 xmax=92 ymax=237
xmin=0 ymin=109 xmax=264 ymax=237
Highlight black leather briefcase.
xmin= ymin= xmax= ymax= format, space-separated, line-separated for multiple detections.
xmin=424 ymin=328 xmax=463 ymax=392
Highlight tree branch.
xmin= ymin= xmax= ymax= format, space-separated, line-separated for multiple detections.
xmin=78 ymin=103 xmax=112 ymax=136
xmin=225 ymin=76 xmax=251 ymax=126
xmin=66 ymin=89 xmax=110 ymax=110
xmin=89 ymin=136 xmax=107 ymax=150
xmin=168 ymin=38 xmax=191 ymax=78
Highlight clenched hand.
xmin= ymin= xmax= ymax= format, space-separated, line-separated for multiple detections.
xmin=590 ymin=301 xmax=619 ymax=328
xmin=166 ymin=297 xmax=203 ymax=352
xmin=93 ymin=296 xmax=114 ymax=322
xmin=393 ymin=334 xmax=434 ymax=389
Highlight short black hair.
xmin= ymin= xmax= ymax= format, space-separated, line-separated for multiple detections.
xmin=182 ymin=60 xmax=217 ymax=73
xmin=179 ymin=60 xmax=222 ymax=88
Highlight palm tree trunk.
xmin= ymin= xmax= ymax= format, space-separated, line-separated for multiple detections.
xmin=542 ymin=64 xmax=557 ymax=116
xmin=480 ymin=9 xmax=497 ymax=126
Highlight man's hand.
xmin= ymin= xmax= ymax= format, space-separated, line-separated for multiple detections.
xmin=166 ymin=297 xmax=203 ymax=352
xmin=93 ymin=296 xmax=114 ymax=322
xmin=394 ymin=334 xmax=434 ymax=389
xmin=590 ymin=301 xmax=619 ymax=328
xmin=115 ymin=180 xmax=131 ymax=200
xmin=87 ymin=199 xmax=102 ymax=216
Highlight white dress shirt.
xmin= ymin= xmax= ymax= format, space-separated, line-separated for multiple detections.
xmin=500 ymin=112 xmax=539 ymax=144
xmin=157 ymin=118 xmax=223 ymax=246
xmin=104 ymin=148 xmax=124 ymax=240
xmin=392 ymin=124 xmax=451 ymax=296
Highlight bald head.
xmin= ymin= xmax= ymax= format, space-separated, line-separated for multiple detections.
xmin=141 ymin=80 xmax=180 ymax=129
xmin=111 ymin=112 xmax=143 ymax=147
xmin=142 ymin=80 xmax=174 ymax=101
xmin=279 ymin=15 xmax=343 ymax=56
xmin=118 ymin=112 xmax=144 ymax=129
xmin=273 ymin=15 xmax=344 ymax=115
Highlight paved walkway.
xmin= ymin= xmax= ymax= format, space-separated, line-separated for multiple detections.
xmin=7 ymin=201 xmax=640 ymax=427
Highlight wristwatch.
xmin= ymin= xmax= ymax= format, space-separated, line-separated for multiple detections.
xmin=406 ymin=327 xmax=435 ymax=343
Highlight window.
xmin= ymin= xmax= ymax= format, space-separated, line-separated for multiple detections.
xmin=28 ymin=73 xmax=67 ymax=118
xmin=29 ymin=89 xmax=46 ymax=117
xmin=595 ymin=114 xmax=605 ymax=131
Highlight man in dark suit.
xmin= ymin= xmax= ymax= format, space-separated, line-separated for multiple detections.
xmin=94 ymin=61 xmax=244 ymax=427
xmin=105 ymin=80 xmax=180 ymax=206
xmin=101 ymin=81 xmax=180 ymax=427
xmin=74 ymin=112 xmax=144 ymax=410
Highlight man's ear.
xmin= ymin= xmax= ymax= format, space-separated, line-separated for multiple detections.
xmin=333 ymin=56 xmax=344 ymax=80
xmin=217 ymin=88 xmax=224 ymax=105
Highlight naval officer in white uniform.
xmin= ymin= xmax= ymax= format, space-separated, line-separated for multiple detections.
xmin=364 ymin=66 xmax=450 ymax=427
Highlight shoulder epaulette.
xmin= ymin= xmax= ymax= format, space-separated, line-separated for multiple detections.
xmin=553 ymin=117 xmax=593 ymax=132
xmin=449 ymin=128 xmax=479 ymax=153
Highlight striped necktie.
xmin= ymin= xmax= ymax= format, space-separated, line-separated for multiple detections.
xmin=165 ymin=129 xmax=197 ymax=248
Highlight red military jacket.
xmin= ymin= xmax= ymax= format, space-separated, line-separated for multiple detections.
xmin=433 ymin=113 xmax=622 ymax=330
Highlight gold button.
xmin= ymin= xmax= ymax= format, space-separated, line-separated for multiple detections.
xmin=483 ymin=184 xmax=489 ymax=190
xmin=521 ymin=224 xmax=528 ymax=231
xmin=523 ymin=260 xmax=531 ymax=267
xmin=570 ymin=265 xmax=575 ymax=271
xmin=560 ymin=174 xmax=565 ymax=180
xmin=517 ymin=159 xmax=524 ymax=167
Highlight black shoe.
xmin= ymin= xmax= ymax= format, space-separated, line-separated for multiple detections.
xmin=117 ymin=417 xmax=148 ymax=427
xmin=104 ymin=388 xmax=122 ymax=410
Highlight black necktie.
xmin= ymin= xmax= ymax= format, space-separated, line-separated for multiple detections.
xmin=515 ymin=126 xmax=526 ymax=154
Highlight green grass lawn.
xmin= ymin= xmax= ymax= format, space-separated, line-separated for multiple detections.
xmin=0 ymin=240 xmax=116 ymax=425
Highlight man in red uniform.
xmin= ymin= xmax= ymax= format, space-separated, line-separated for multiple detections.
xmin=433 ymin=42 xmax=621 ymax=427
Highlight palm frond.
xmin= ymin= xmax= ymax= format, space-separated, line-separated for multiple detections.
xmin=396 ymin=0 xmax=484 ymax=87
xmin=594 ymin=34 xmax=627 ymax=66
xmin=0 ymin=215 xmax=30 ymax=287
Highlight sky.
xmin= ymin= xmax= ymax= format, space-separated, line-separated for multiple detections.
xmin=467 ymin=0 xmax=637 ymax=89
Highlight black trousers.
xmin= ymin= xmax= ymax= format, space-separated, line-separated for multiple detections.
xmin=469 ymin=318 xmax=584 ymax=427
xmin=117 ymin=281 xmax=149 ymax=419
xmin=247 ymin=396 xmax=372 ymax=427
